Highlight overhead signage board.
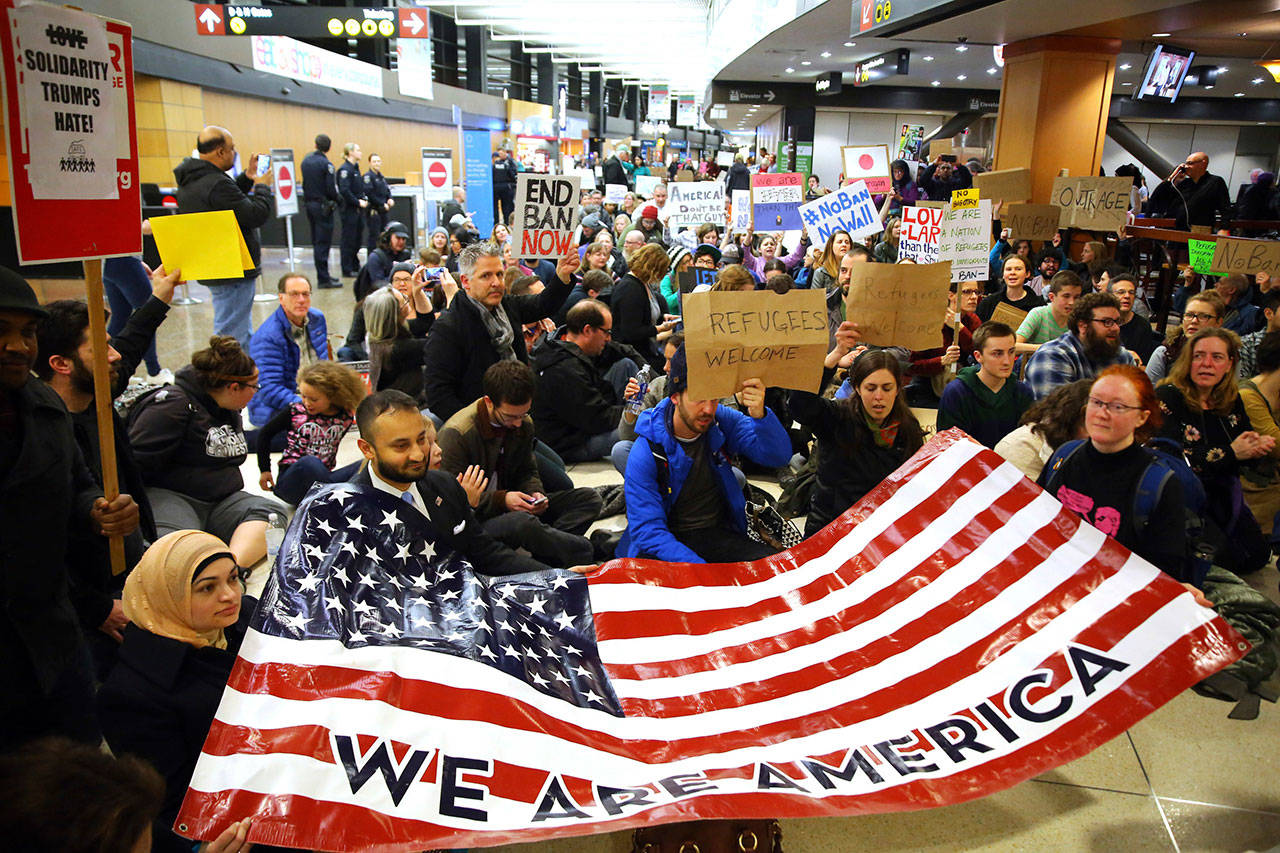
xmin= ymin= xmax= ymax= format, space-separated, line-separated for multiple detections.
xmin=853 ymin=48 xmax=910 ymax=87
xmin=814 ymin=71 xmax=842 ymax=96
xmin=725 ymin=85 xmax=780 ymax=105
xmin=195 ymin=5 xmax=429 ymax=38
xmin=853 ymin=0 xmax=975 ymax=38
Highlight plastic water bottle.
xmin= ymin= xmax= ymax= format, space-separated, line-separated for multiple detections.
xmin=265 ymin=512 xmax=286 ymax=562
xmin=626 ymin=364 xmax=654 ymax=416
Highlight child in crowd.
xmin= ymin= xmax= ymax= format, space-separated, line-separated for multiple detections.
xmin=257 ymin=361 xmax=368 ymax=505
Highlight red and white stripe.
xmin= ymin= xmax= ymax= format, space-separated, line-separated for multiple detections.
xmin=178 ymin=432 xmax=1243 ymax=852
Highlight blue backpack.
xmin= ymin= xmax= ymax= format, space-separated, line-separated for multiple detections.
xmin=1042 ymin=438 xmax=1211 ymax=586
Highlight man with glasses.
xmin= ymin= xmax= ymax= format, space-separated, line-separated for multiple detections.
xmin=1025 ymin=292 xmax=1136 ymax=400
xmin=531 ymin=299 xmax=641 ymax=463
xmin=247 ymin=273 xmax=329 ymax=428
xmin=1150 ymin=150 xmax=1233 ymax=230
xmin=1110 ymin=273 xmax=1160 ymax=363
xmin=437 ymin=361 xmax=603 ymax=567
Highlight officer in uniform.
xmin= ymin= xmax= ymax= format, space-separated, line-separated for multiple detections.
xmin=301 ymin=134 xmax=340 ymax=289
xmin=363 ymin=153 xmax=393 ymax=255
xmin=492 ymin=144 xmax=518 ymax=228
xmin=336 ymin=142 xmax=367 ymax=278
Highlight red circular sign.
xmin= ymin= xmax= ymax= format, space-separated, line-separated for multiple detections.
xmin=858 ymin=153 xmax=874 ymax=171
xmin=277 ymin=164 xmax=294 ymax=200
xmin=427 ymin=161 xmax=447 ymax=188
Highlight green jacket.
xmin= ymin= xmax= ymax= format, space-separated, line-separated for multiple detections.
xmin=936 ymin=365 xmax=1034 ymax=449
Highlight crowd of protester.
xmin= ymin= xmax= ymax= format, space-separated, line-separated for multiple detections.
xmin=3 ymin=130 xmax=1279 ymax=851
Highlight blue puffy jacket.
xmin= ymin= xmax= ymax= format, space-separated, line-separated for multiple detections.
xmin=247 ymin=305 xmax=329 ymax=427
xmin=616 ymin=397 xmax=792 ymax=562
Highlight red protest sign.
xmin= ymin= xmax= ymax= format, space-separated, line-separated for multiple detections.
xmin=0 ymin=0 xmax=141 ymax=263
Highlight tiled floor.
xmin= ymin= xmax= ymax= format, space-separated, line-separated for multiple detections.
xmin=106 ymin=248 xmax=1280 ymax=851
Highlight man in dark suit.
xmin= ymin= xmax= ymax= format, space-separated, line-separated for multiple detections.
xmin=352 ymin=390 xmax=594 ymax=574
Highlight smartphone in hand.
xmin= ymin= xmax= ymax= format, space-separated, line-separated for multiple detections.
xmin=255 ymin=153 xmax=270 ymax=176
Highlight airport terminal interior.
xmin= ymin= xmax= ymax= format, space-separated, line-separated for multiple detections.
xmin=7 ymin=0 xmax=1280 ymax=850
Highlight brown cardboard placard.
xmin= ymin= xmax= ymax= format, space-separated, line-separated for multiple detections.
xmin=1004 ymin=203 xmax=1062 ymax=240
xmin=1210 ymin=236 xmax=1280 ymax=276
xmin=675 ymin=171 xmax=695 ymax=182
xmin=974 ymin=167 xmax=1032 ymax=205
xmin=989 ymin=301 xmax=1029 ymax=332
xmin=1050 ymin=176 xmax=1132 ymax=231
xmin=683 ymin=289 xmax=828 ymax=401
xmin=927 ymin=139 xmax=954 ymax=160
xmin=916 ymin=200 xmax=946 ymax=209
xmin=844 ymin=261 xmax=953 ymax=352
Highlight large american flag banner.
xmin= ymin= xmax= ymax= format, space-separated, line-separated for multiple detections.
xmin=176 ymin=431 xmax=1245 ymax=851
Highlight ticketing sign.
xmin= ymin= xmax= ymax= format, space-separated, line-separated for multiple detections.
xmin=194 ymin=5 xmax=430 ymax=38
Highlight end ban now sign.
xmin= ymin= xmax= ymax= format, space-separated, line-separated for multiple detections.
xmin=514 ymin=173 xmax=580 ymax=260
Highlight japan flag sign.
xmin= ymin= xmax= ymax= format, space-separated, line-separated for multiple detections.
xmin=842 ymin=145 xmax=892 ymax=194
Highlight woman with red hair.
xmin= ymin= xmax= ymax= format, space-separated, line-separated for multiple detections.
xmin=1039 ymin=365 xmax=1204 ymax=591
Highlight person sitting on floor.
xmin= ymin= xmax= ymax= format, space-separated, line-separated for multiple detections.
xmin=247 ymin=273 xmax=329 ymax=428
xmin=938 ymin=321 xmax=1035 ymax=449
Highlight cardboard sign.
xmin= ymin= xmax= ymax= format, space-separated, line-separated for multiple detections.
xmin=730 ymin=189 xmax=751 ymax=234
xmin=683 ymin=289 xmax=828 ymax=400
xmin=844 ymin=262 xmax=953 ymax=352
xmin=1051 ymin=176 xmax=1132 ymax=231
xmin=797 ymin=179 xmax=882 ymax=245
xmin=0 ymin=3 xmax=140 ymax=262
xmin=928 ymin=140 xmax=954 ymax=160
xmin=675 ymin=171 xmax=695 ymax=182
xmin=1005 ymin=204 xmax=1061 ymax=241
xmin=1211 ymin=237 xmax=1280 ymax=276
xmin=950 ymin=188 xmax=980 ymax=211
xmin=751 ymin=173 xmax=804 ymax=230
xmin=635 ymin=175 xmax=663 ymax=198
xmin=840 ymin=145 xmax=892 ymax=194
xmin=989 ymin=301 xmax=1029 ymax=332
xmin=513 ymin=173 xmax=580 ymax=259
xmin=937 ymin=200 xmax=993 ymax=283
xmin=973 ymin=168 xmax=1032 ymax=205
xmin=150 ymin=211 xmax=254 ymax=280
xmin=900 ymin=205 xmax=945 ymax=264
xmin=663 ymin=181 xmax=726 ymax=227
xmin=1188 ymin=239 xmax=1217 ymax=275
xmin=916 ymin=200 xmax=946 ymax=209
xmin=604 ymin=183 xmax=627 ymax=205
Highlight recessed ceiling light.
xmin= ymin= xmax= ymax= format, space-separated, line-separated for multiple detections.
xmin=844 ymin=41 xmax=855 ymax=47
xmin=986 ymin=67 xmax=997 ymax=75
xmin=1217 ymin=66 xmax=1229 ymax=74
xmin=1121 ymin=81 xmax=1133 ymax=86
xmin=956 ymin=74 xmax=967 ymax=81
xmin=1152 ymin=32 xmax=1171 ymax=37
xmin=955 ymin=44 xmax=968 ymax=52
xmin=923 ymin=55 xmax=934 ymax=62
xmin=821 ymin=51 xmax=831 ymax=58
xmin=1234 ymin=92 xmax=1245 ymax=97
xmin=785 ymin=67 xmax=794 ymax=73
xmin=1119 ymin=63 xmax=1131 ymax=71
xmin=931 ymin=80 xmax=941 ymax=86
xmin=1254 ymin=77 xmax=1265 ymax=84
xmin=800 ymin=60 xmax=811 ymax=66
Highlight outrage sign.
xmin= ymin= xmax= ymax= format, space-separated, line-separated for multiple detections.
xmin=683 ymin=289 xmax=828 ymax=400
xmin=663 ymin=181 xmax=725 ymax=227
xmin=751 ymin=172 xmax=804 ymax=230
xmin=515 ymin=173 xmax=580 ymax=260
xmin=900 ymin=205 xmax=944 ymax=263
xmin=798 ymin=179 xmax=882 ymax=244
xmin=1051 ymin=177 xmax=1131 ymax=231
xmin=845 ymin=261 xmax=953 ymax=351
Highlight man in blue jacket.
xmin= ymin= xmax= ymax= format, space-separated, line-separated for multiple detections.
xmin=248 ymin=273 xmax=328 ymax=427
xmin=617 ymin=346 xmax=792 ymax=563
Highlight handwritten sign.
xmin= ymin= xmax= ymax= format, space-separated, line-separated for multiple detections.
xmin=974 ymin=167 xmax=1032 ymax=205
xmin=845 ymin=261 xmax=953 ymax=352
xmin=1211 ymin=236 xmax=1280 ymax=276
xmin=989 ymin=301 xmax=1029 ymax=332
xmin=751 ymin=172 xmax=804 ymax=230
xmin=840 ymin=145 xmax=892 ymax=194
xmin=937 ymin=200 xmax=992 ymax=283
xmin=514 ymin=173 xmax=580 ymax=259
xmin=797 ymin=179 xmax=882 ymax=244
xmin=730 ymin=189 xmax=751 ymax=234
xmin=635 ymin=175 xmax=663 ymax=198
xmin=683 ymin=289 xmax=828 ymax=400
xmin=663 ymin=181 xmax=725 ymax=227
xmin=603 ymin=183 xmax=627 ymax=205
xmin=1188 ymin=239 xmax=1217 ymax=275
xmin=1005 ymin=204 xmax=1061 ymax=241
xmin=950 ymin=188 xmax=980 ymax=211
xmin=1051 ymin=176 xmax=1131 ymax=231
xmin=899 ymin=205 xmax=945 ymax=264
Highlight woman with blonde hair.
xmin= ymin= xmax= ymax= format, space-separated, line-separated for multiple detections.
xmin=874 ymin=216 xmax=902 ymax=263
xmin=811 ymin=228 xmax=852 ymax=293
xmin=711 ymin=263 xmax=755 ymax=292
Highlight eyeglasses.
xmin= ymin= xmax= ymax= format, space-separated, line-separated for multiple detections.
xmin=1088 ymin=397 xmax=1142 ymax=415
xmin=1089 ymin=317 xmax=1121 ymax=329
xmin=240 ymin=381 xmax=260 ymax=390
xmin=1183 ymin=311 xmax=1219 ymax=322
xmin=595 ymin=326 xmax=613 ymax=337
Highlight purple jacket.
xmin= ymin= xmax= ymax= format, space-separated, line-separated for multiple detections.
xmin=741 ymin=236 xmax=807 ymax=276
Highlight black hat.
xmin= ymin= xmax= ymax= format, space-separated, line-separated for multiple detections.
xmin=667 ymin=344 xmax=689 ymax=394
xmin=383 ymin=221 xmax=410 ymax=240
xmin=0 ymin=266 xmax=47 ymax=318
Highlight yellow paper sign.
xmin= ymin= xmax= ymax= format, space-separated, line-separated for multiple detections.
xmin=149 ymin=211 xmax=254 ymax=280
xmin=951 ymin=188 xmax=980 ymax=210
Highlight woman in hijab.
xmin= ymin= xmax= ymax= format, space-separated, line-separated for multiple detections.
xmin=98 ymin=531 xmax=251 ymax=853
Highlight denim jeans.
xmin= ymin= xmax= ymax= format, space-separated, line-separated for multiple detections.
xmin=103 ymin=256 xmax=161 ymax=374
xmin=207 ymin=276 xmax=258 ymax=348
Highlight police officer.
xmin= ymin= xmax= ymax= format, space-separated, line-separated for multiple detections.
xmin=336 ymin=141 xmax=367 ymax=278
xmin=363 ymin=153 xmax=392 ymax=255
xmin=492 ymin=145 xmax=518 ymax=228
xmin=301 ymin=134 xmax=340 ymax=289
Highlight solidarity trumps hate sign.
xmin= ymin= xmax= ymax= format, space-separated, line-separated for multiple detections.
xmin=514 ymin=173 xmax=580 ymax=259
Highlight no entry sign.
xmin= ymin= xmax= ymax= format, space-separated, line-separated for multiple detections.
xmin=420 ymin=147 xmax=451 ymax=203
xmin=271 ymin=148 xmax=297 ymax=217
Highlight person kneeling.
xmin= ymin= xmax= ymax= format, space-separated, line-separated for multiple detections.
xmin=616 ymin=346 xmax=793 ymax=563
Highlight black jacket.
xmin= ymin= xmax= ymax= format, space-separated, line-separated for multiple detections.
xmin=493 ymin=155 xmax=518 ymax=189
xmin=363 ymin=169 xmax=392 ymax=210
xmin=602 ymin=156 xmax=630 ymax=189
xmin=610 ymin=273 xmax=665 ymax=371
xmin=725 ymin=161 xmax=751 ymax=193
xmin=98 ymin=618 xmax=247 ymax=853
xmin=173 ymin=157 xmax=272 ymax=283
xmin=0 ymin=380 xmax=102 ymax=695
xmin=300 ymin=150 xmax=338 ymax=207
xmin=1150 ymin=172 xmax=1233 ymax=229
xmin=531 ymin=334 xmax=638 ymax=453
xmin=920 ymin=163 xmax=973 ymax=202
xmin=127 ymin=365 xmax=249 ymax=502
xmin=423 ymin=272 xmax=573 ymax=422
xmin=336 ymin=159 xmax=365 ymax=210
xmin=351 ymin=468 xmax=549 ymax=574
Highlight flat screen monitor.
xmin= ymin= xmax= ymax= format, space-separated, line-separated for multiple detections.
xmin=1134 ymin=44 xmax=1196 ymax=103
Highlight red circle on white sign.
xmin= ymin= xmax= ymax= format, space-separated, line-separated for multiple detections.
xmin=427 ymin=161 xmax=447 ymax=188
xmin=277 ymin=164 xmax=293 ymax=200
